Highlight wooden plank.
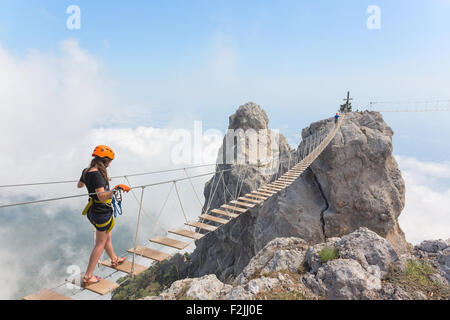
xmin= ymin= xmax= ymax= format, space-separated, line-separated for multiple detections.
xmin=23 ymin=289 xmax=73 ymax=301
xmin=199 ymin=214 xmax=230 ymax=224
xmin=272 ymin=182 xmax=288 ymax=186
xmin=100 ymin=259 xmax=148 ymax=276
xmin=238 ymin=197 xmax=263 ymax=204
xmin=127 ymin=245 xmax=170 ymax=262
xmin=211 ymin=208 xmax=239 ymax=218
xmin=271 ymin=183 xmax=288 ymax=188
xmin=274 ymin=184 xmax=290 ymax=188
xmin=83 ymin=279 xmax=120 ymax=295
xmin=149 ymin=236 xmax=190 ymax=250
xmin=259 ymin=189 xmax=279 ymax=194
xmin=185 ymin=221 xmax=217 ymax=232
xmin=261 ymin=186 xmax=282 ymax=191
xmin=262 ymin=187 xmax=282 ymax=192
xmin=75 ymin=276 xmax=120 ymax=295
xmin=245 ymin=194 xmax=268 ymax=200
xmin=168 ymin=228 xmax=204 ymax=240
xmin=261 ymin=188 xmax=281 ymax=193
xmin=221 ymin=204 xmax=248 ymax=213
xmin=253 ymin=191 xmax=273 ymax=197
xmin=279 ymin=177 xmax=296 ymax=181
xmin=283 ymin=174 xmax=299 ymax=178
xmin=230 ymin=200 xmax=255 ymax=208
xmin=258 ymin=187 xmax=277 ymax=192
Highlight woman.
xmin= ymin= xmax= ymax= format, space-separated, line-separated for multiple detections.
xmin=77 ymin=145 xmax=131 ymax=285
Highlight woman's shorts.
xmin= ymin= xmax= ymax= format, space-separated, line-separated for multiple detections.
xmin=87 ymin=210 xmax=115 ymax=232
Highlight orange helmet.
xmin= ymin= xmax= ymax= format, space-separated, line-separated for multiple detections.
xmin=92 ymin=145 xmax=115 ymax=160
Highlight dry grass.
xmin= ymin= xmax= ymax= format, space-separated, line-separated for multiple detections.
xmin=254 ymin=270 xmax=313 ymax=300
xmin=385 ymin=259 xmax=449 ymax=300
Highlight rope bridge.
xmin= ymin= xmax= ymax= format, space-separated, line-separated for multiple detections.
xmin=369 ymin=99 xmax=450 ymax=112
xmin=16 ymin=116 xmax=344 ymax=300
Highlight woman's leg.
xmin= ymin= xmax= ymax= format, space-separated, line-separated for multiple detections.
xmin=104 ymin=231 xmax=118 ymax=262
xmin=84 ymin=229 xmax=108 ymax=279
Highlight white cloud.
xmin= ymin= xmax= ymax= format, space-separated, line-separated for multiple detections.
xmin=0 ymin=40 xmax=224 ymax=299
xmin=0 ymin=227 xmax=22 ymax=299
xmin=0 ymin=38 xmax=114 ymax=179
xmin=396 ymin=155 xmax=450 ymax=244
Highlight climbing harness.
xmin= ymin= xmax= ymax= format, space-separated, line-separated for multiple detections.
xmin=81 ymin=188 xmax=123 ymax=219
xmin=81 ymin=197 xmax=112 ymax=215
xmin=81 ymin=197 xmax=116 ymax=232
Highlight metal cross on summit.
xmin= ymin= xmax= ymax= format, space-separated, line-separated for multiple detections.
xmin=341 ymin=91 xmax=353 ymax=113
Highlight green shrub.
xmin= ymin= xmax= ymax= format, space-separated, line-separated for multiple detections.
xmin=404 ymin=260 xmax=435 ymax=286
xmin=112 ymin=261 xmax=182 ymax=300
xmin=319 ymin=246 xmax=339 ymax=263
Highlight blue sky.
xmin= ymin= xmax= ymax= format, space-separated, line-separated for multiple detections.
xmin=1 ymin=0 xmax=449 ymax=159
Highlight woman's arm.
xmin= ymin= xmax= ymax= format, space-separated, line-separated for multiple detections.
xmin=95 ymin=187 xmax=113 ymax=202
xmin=77 ymin=181 xmax=85 ymax=188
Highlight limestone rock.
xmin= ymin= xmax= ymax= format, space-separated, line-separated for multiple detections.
xmin=438 ymin=248 xmax=450 ymax=282
xmin=379 ymin=282 xmax=411 ymax=300
xmin=141 ymin=229 xmax=449 ymax=301
xmin=314 ymin=259 xmax=382 ymax=300
xmin=306 ymin=112 xmax=408 ymax=254
xmin=185 ymin=275 xmax=233 ymax=300
xmin=159 ymin=274 xmax=232 ymax=300
xmin=335 ymin=227 xmax=398 ymax=276
xmin=222 ymin=285 xmax=254 ymax=300
xmin=245 ymin=277 xmax=279 ymax=296
xmin=228 ymin=102 xmax=269 ymax=131
xmin=186 ymin=111 xmax=409 ymax=282
xmin=235 ymin=237 xmax=307 ymax=285
xmin=203 ymin=102 xmax=292 ymax=216
xmin=415 ymin=239 xmax=448 ymax=253
xmin=187 ymin=102 xmax=312 ymax=281
xmin=413 ymin=239 xmax=450 ymax=282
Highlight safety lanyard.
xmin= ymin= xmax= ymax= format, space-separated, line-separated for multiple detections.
xmin=112 ymin=189 xmax=123 ymax=218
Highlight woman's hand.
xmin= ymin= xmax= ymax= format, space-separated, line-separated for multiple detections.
xmin=114 ymin=184 xmax=131 ymax=192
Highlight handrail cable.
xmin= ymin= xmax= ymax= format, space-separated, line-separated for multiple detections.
xmin=0 ymin=169 xmax=233 ymax=209
xmin=0 ymin=163 xmax=218 ymax=189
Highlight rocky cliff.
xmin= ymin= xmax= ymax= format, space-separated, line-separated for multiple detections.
xmin=111 ymin=103 xmax=449 ymax=300
xmin=306 ymin=112 xmax=407 ymax=254
xmin=202 ymin=102 xmax=293 ymax=215
xmin=143 ymin=228 xmax=449 ymax=300
xmin=182 ymin=106 xmax=408 ymax=282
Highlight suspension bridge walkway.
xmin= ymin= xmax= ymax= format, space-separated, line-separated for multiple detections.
xmin=13 ymin=116 xmax=344 ymax=300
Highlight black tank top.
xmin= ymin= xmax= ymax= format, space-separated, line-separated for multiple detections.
xmin=80 ymin=169 xmax=112 ymax=214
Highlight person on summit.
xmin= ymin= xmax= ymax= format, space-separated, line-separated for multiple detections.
xmin=77 ymin=145 xmax=131 ymax=285
xmin=334 ymin=112 xmax=340 ymax=124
